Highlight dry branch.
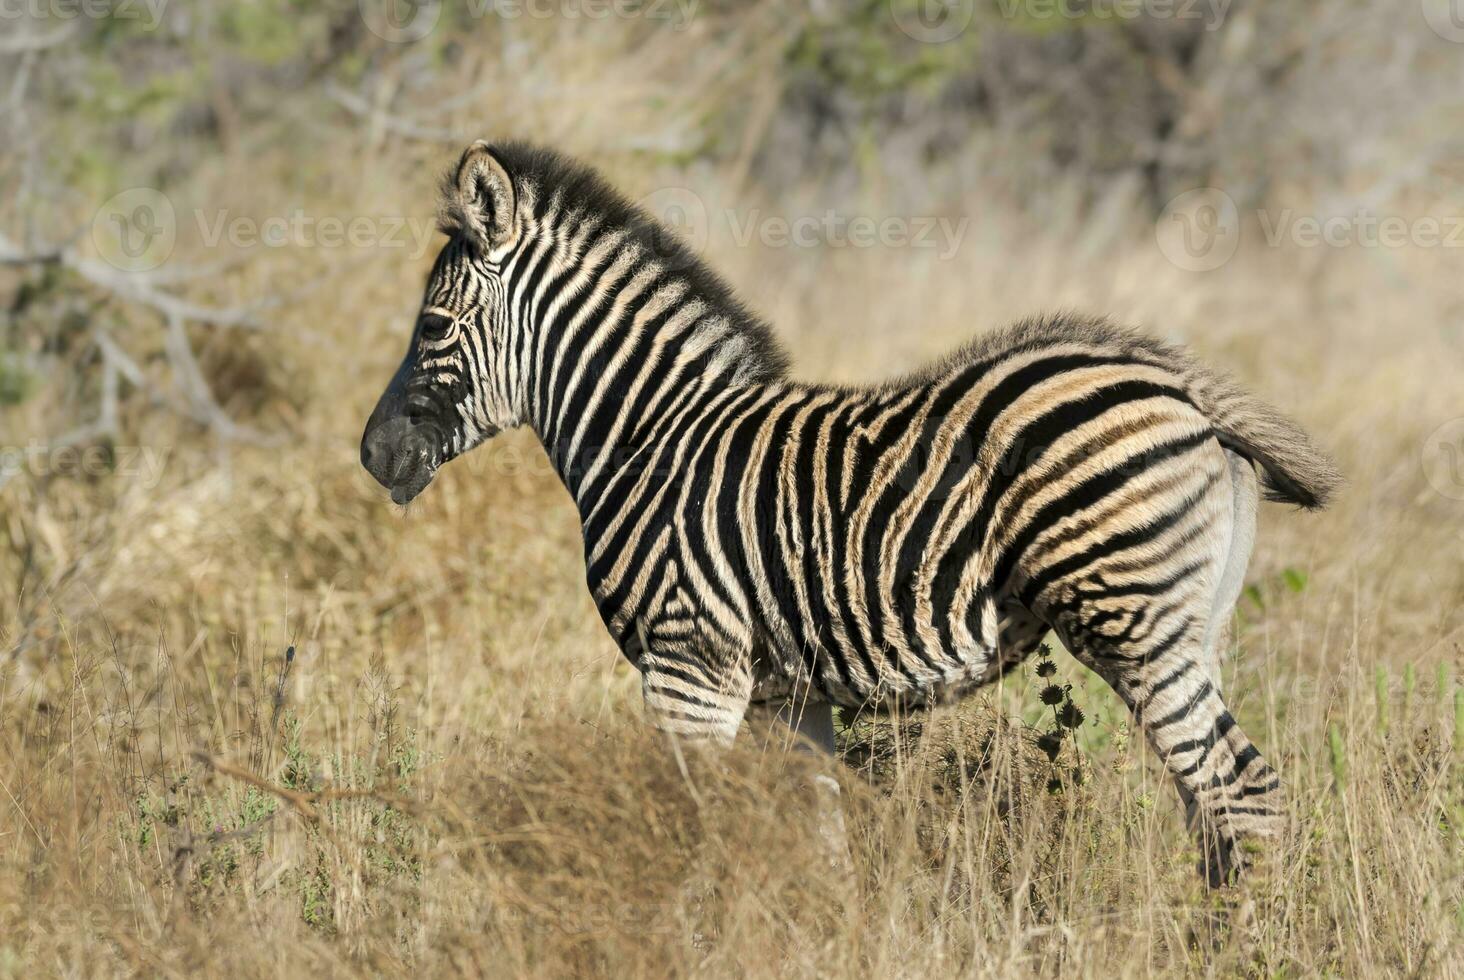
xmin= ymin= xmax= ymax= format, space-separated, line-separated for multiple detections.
xmin=0 ymin=229 xmax=281 ymax=452
xmin=191 ymin=750 xmax=429 ymax=823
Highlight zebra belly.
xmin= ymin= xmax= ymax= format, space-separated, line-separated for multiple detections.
xmin=749 ymin=635 xmax=1006 ymax=709
xmin=749 ymin=583 xmax=1006 ymax=710
xmin=744 ymin=487 xmax=1008 ymax=706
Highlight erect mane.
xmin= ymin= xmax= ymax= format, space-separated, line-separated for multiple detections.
xmin=440 ymin=141 xmax=791 ymax=383
xmin=880 ymin=311 xmax=1193 ymax=390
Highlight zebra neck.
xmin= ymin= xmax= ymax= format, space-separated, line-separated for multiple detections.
xmin=524 ymin=284 xmax=780 ymax=511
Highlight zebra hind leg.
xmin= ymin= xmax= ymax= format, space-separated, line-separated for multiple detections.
xmin=1053 ymin=453 xmax=1283 ymax=887
xmin=1173 ymin=451 xmax=1283 ymax=886
xmin=1139 ymin=648 xmax=1283 ymax=888
xmin=1066 ymin=620 xmax=1284 ymax=887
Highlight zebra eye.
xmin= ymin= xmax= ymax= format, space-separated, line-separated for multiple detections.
xmin=420 ymin=313 xmax=454 ymax=341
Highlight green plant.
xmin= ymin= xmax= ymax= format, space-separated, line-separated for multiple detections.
xmin=1032 ymin=648 xmax=1087 ymax=793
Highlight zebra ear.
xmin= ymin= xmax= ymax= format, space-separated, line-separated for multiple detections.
xmin=451 ymin=141 xmax=518 ymax=257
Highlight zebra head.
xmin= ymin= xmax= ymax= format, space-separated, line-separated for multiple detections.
xmin=361 ymin=142 xmax=524 ymax=504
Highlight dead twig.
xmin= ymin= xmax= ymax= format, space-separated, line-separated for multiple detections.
xmin=0 ymin=22 xmax=78 ymax=54
xmin=0 ymin=230 xmax=274 ymax=328
xmin=190 ymin=750 xmax=430 ymax=822
xmin=0 ymin=229 xmax=284 ymax=458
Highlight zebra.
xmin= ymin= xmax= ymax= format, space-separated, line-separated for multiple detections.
xmin=360 ymin=141 xmax=1342 ymax=886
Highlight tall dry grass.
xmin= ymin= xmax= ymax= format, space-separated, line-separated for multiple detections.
xmin=3 ymin=5 xmax=1463 ymax=977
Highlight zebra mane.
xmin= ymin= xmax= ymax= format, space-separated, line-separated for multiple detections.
xmin=440 ymin=141 xmax=791 ymax=383
xmin=875 ymin=311 xmax=1188 ymax=391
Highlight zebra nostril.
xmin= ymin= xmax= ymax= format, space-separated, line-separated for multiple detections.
xmin=362 ymin=427 xmax=394 ymax=475
xmin=361 ymin=414 xmax=422 ymax=487
xmin=405 ymin=392 xmax=435 ymax=422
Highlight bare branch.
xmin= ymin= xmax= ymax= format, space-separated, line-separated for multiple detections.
xmin=83 ymin=258 xmax=271 ymax=328
xmin=0 ymin=23 xmax=78 ymax=54
xmin=0 ymin=235 xmax=64 ymax=266
xmin=1 ymin=230 xmax=286 ymax=453
xmin=324 ymin=79 xmax=466 ymax=144
xmin=192 ymin=750 xmax=429 ymax=821
xmin=0 ymin=229 xmax=274 ymax=328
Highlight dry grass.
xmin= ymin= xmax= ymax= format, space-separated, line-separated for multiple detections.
xmin=4 ymin=8 xmax=1464 ymax=978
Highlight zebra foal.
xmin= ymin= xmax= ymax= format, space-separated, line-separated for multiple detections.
xmin=361 ymin=141 xmax=1341 ymax=886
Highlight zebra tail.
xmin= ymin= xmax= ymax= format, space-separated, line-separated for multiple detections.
xmin=1179 ymin=365 xmax=1344 ymax=511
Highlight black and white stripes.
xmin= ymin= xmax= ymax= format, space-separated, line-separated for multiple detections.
xmin=360 ymin=141 xmax=1341 ymax=885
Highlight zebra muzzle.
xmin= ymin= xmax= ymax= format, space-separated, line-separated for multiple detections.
xmin=362 ymin=413 xmax=441 ymax=505
xmin=388 ymin=431 xmax=439 ymax=505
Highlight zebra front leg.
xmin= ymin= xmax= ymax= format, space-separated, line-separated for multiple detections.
xmin=635 ymin=639 xmax=755 ymax=951
xmin=638 ymin=641 xmax=754 ymax=749
xmin=752 ymin=695 xmax=853 ymax=878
